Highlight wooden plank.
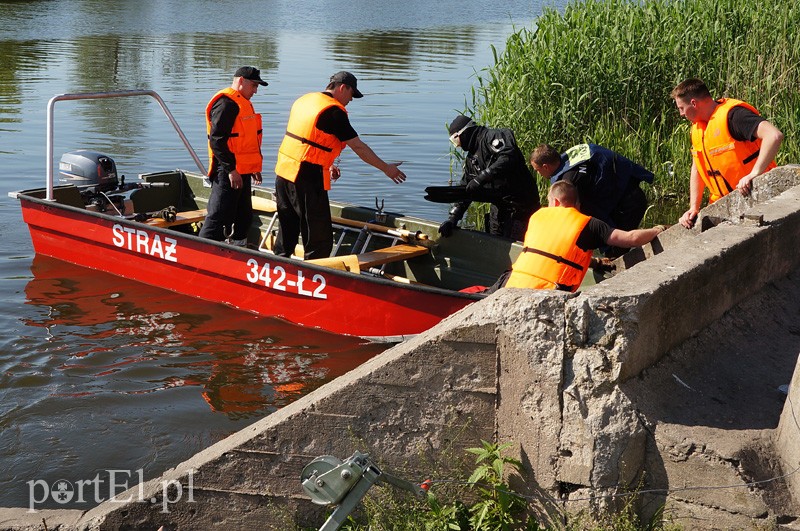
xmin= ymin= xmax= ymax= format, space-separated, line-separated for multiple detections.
xmin=251 ymin=196 xmax=277 ymax=213
xmin=355 ymin=244 xmax=429 ymax=269
xmin=306 ymin=254 xmax=361 ymax=273
xmin=145 ymin=208 xmax=206 ymax=228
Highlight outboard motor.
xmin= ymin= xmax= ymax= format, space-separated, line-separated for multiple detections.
xmin=59 ymin=150 xmax=118 ymax=192
xmin=58 ymin=150 xmax=132 ymax=214
xmin=57 ymin=150 xmax=172 ymax=217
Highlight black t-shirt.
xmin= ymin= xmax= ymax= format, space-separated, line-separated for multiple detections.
xmin=316 ymin=101 xmax=358 ymax=141
xmin=727 ymin=105 xmax=765 ymax=142
xmin=296 ymin=93 xmax=358 ymax=180
xmin=576 ymin=217 xmax=613 ymax=251
xmin=208 ymin=96 xmax=239 ymax=174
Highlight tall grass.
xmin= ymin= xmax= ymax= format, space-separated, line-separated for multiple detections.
xmin=470 ymin=0 xmax=800 ymax=225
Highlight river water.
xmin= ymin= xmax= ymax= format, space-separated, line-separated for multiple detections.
xmin=0 ymin=0 xmax=559 ymax=510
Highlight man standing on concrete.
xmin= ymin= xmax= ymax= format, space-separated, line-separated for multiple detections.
xmin=671 ymin=78 xmax=783 ymax=229
xmin=273 ymin=71 xmax=406 ymax=259
xmin=200 ymin=66 xmax=267 ymax=245
xmin=505 ymin=181 xmax=665 ymax=292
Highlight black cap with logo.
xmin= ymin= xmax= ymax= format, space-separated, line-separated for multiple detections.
xmin=234 ymin=66 xmax=268 ymax=86
xmin=330 ymin=71 xmax=363 ymax=98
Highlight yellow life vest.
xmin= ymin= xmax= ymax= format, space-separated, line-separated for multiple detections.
xmin=505 ymin=207 xmax=593 ymax=292
xmin=275 ymin=92 xmax=347 ymax=191
xmin=690 ymin=98 xmax=776 ymax=203
xmin=205 ymin=87 xmax=263 ymax=176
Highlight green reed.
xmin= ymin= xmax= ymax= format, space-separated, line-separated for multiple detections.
xmin=470 ymin=0 xmax=800 ymax=226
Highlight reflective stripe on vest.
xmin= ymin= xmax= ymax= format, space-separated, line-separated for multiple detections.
xmin=275 ymin=92 xmax=347 ymax=190
xmin=505 ymin=207 xmax=593 ymax=292
xmin=205 ymin=87 xmax=263 ymax=176
xmin=690 ymin=98 xmax=776 ymax=203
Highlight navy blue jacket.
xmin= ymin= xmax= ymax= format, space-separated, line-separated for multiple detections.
xmin=551 ymin=144 xmax=653 ymax=225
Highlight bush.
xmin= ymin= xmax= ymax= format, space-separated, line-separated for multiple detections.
xmin=468 ymin=0 xmax=800 ymax=225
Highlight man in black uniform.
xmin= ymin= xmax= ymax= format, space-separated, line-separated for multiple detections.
xmin=530 ymin=143 xmax=653 ymax=232
xmin=434 ymin=115 xmax=540 ymax=241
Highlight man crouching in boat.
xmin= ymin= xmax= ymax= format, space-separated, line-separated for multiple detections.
xmin=503 ymin=181 xmax=665 ymax=292
xmin=435 ymin=115 xmax=540 ymax=241
xmin=273 ymin=71 xmax=406 ymax=260
xmin=200 ymin=66 xmax=267 ymax=245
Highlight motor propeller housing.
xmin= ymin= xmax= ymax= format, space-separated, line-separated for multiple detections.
xmin=58 ymin=150 xmax=119 ymax=192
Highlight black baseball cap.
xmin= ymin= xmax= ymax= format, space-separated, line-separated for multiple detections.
xmin=330 ymin=71 xmax=363 ymax=98
xmin=235 ymin=66 xmax=268 ymax=86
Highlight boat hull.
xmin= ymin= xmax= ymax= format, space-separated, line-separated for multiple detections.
xmin=19 ymin=197 xmax=479 ymax=340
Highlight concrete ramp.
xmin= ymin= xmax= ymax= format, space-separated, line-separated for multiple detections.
xmin=623 ymin=270 xmax=800 ymax=528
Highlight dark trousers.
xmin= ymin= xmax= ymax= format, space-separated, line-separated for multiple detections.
xmin=199 ymin=169 xmax=253 ymax=241
xmin=604 ymin=181 xmax=648 ymax=258
xmin=610 ymin=181 xmax=647 ymax=231
xmin=273 ymin=174 xmax=333 ymax=260
xmin=489 ymin=204 xmax=536 ymax=241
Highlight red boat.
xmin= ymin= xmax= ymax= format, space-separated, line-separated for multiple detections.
xmin=10 ymin=91 xmax=522 ymax=341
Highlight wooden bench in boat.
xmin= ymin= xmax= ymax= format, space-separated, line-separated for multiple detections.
xmin=251 ymin=195 xmax=430 ymax=279
xmin=307 ymin=244 xmax=429 ymax=271
xmin=353 ymin=244 xmax=429 ymax=268
xmin=145 ymin=208 xmax=207 ymax=228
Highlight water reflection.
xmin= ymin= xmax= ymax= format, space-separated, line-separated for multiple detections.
xmin=326 ymin=28 xmax=482 ymax=73
xmin=20 ymin=256 xmax=384 ymax=418
xmin=0 ymin=256 xmax=384 ymax=507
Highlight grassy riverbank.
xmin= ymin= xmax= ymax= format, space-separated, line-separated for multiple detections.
xmin=470 ymin=0 xmax=800 ymax=225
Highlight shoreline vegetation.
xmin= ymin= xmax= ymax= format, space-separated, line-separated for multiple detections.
xmin=465 ymin=0 xmax=799 ymax=227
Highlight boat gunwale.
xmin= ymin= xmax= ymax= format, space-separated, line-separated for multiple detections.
xmin=14 ymin=188 xmax=485 ymax=302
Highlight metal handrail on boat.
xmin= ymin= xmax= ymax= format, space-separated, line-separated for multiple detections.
xmin=45 ymin=90 xmax=207 ymax=201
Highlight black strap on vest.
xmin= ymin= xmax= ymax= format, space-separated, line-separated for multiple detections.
xmin=521 ymin=246 xmax=585 ymax=272
xmin=742 ymin=149 xmax=760 ymax=164
xmin=208 ymin=133 xmax=239 ymax=139
xmin=285 ymin=131 xmax=333 ymax=152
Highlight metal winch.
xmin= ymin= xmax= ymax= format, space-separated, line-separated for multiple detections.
xmin=300 ymin=451 xmax=427 ymax=531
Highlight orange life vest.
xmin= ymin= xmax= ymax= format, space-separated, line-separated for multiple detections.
xmin=690 ymin=98 xmax=776 ymax=203
xmin=205 ymin=87 xmax=263 ymax=176
xmin=275 ymin=92 xmax=348 ymax=191
xmin=505 ymin=207 xmax=593 ymax=292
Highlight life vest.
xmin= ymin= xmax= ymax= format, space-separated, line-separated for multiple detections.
xmin=505 ymin=207 xmax=593 ymax=292
xmin=205 ymin=87 xmax=263 ymax=176
xmin=690 ymin=98 xmax=776 ymax=203
xmin=275 ymin=92 xmax=348 ymax=191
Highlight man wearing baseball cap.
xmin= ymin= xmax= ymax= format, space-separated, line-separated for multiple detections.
xmin=273 ymin=71 xmax=406 ymax=260
xmin=200 ymin=66 xmax=268 ymax=244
